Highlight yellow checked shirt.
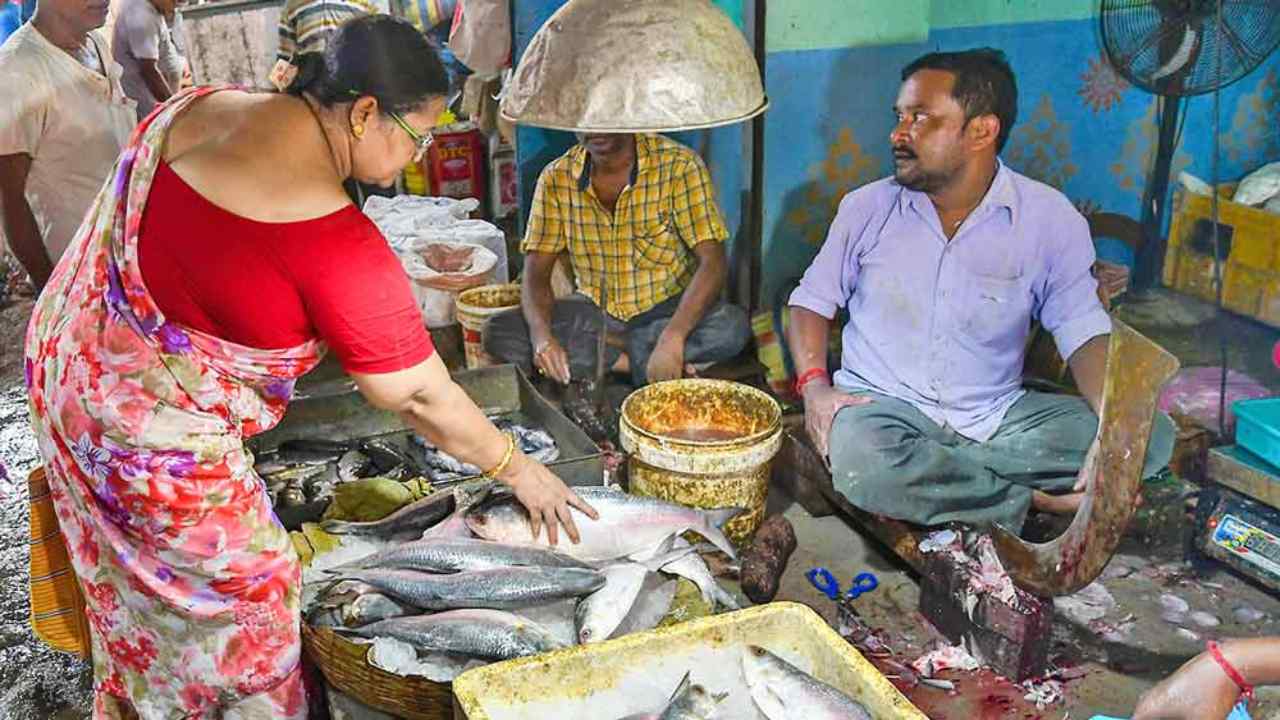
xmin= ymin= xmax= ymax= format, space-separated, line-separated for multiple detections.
xmin=521 ymin=134 xmax=729 ymax=321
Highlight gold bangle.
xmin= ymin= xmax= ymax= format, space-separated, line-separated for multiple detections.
xmin=483 ymin=432 xmax=516 ymax=480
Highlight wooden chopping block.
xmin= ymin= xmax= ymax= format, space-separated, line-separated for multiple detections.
xmin=918 ymin=549 xmax=1054 ymax=682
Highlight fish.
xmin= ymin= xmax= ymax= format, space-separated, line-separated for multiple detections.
xmin=361 ymin=438 xmax=413 ymax=474
xmin=659 ymin=672 xmax=726 ymax=720
xmin=575 ymin=563 xmax=650 ymax=644
xmin=612 ymin=576 xmax=677 ymax=639
xmin=260 ymin=464 xmax=328 ymax=483
xmin=409 ymin=421 xmax=561 ymax=482
xmin=329 ymin=537 xmax=593 ymax=575
xmin=278 ymin=483 xmax=308 ymax=508
xmin=326 ymin=566 xmax=606 ymax=610
xmin=346 ymin=592 xmax=413 ymax=627
xmin=339 ymin=609 xmax=565 ymax=660
xmin=336 ymin=450 xmax=373 ymax=482
xmin=742 ymin=645 xmax=872 ymax=720
xmin=660 ymin=544 xmax=740 ymax=610
xmin=465 ymin=487 xmax=742 ymax=562
xmin=420 ymin=509 xmax=475 ymax=540
xmin=320 ymin=485 xmax=461 ymax=537
xmin=410 ymin=434 xmax=482 ymax=479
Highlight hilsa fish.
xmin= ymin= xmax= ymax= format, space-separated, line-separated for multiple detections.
xmin=742 ymin=645 xmax=872 ymax=720
xmin=326 ymin=566 xmax=605 ymax=611
xmin=321 ymin=480 xmax=493 ymax=538
xmin=465 ymin=487 xmax=742 ymax=563
xmin=328 ymin=537 xmax=592 ymax=575
xmin=339 ymin=609 xmax=564 ymax=660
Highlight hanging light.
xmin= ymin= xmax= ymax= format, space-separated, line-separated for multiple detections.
xmin=500 ymin=0 xmax=768 ymax=133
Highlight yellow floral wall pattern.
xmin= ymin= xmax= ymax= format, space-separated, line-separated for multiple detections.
xmin=785 ymin=127 xmax=883 ymax=246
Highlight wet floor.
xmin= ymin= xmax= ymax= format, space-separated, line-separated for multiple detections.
xmin=0 ymin=381 xmax=94 ymax=719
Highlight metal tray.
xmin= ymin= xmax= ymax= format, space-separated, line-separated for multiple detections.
xmin=450 ymin=602 xmax=925 ymax=720
xmin=251 ymin=365 xmax=604 ymax=527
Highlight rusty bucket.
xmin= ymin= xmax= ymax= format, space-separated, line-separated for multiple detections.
xmin=619 ymin=379 xmax=782 ymax=544
xmin=455 ymin=284 xmax=521 ymax=369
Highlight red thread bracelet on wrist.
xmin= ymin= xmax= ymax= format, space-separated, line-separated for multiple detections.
xmin=1208 ymin=640 xmax=1255 ymax=701
xmin=794 ymin=368 xmax=829 ymax=396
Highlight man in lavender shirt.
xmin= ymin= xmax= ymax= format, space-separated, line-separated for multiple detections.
xmin=787 ymin=48 xmax=1174 ymax=532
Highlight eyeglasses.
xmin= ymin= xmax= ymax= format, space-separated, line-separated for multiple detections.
xmin=388 ymin=110 xmax=434 ymax=163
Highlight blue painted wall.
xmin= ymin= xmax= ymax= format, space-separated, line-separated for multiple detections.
xmin=511 ymin=0 xmax=754 ymax=272
xmin=760 ymin=17 xmax=1280 ymax=304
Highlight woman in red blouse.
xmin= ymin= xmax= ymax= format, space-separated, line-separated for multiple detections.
xmin=25 ymin=15 xmax=594 ymax=718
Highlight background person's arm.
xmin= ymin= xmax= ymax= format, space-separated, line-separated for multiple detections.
xmin=646 ymin=241 xmax=726 ymax=382
xmin=521 ymin=251 xmax=570 ymax=384
xmin=0 ymin=153 xmax=52 ymax=291
xmin=139 ymin=58 xmax=173 ymax=104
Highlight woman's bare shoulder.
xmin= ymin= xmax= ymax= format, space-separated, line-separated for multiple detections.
xmin=163 ymin=91 xmax=352 ymax=221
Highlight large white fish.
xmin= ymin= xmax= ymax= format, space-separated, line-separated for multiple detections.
xmin=465 ymin=487 xmax=742 ymax=563
xmin=659 ymin=541 xmax=740 ymax=610
xmin=742 ymin=646 xmax=872 ymax=720
xmin=575 ymin=563 xmax=650 ymax=644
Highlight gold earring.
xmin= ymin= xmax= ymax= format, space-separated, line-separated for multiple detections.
xmin=352 ymin=125 xmax=365 ymax=138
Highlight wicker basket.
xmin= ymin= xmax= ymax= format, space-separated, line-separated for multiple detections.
xmin=302 ymin=624 xmax=454 ymax=719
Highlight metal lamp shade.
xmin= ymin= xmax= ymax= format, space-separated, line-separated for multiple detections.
xmin=501 ymin=0 xmax=768 ymax=133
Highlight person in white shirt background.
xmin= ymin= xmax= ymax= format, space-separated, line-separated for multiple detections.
xmin=112 ymin=0 xmax=186 ymax=120
xmin=0 ymin=0 xmax=136 ymax=293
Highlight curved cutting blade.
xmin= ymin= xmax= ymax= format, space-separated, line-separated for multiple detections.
xmin=990 ymin=319 xmax=1179 ymax=596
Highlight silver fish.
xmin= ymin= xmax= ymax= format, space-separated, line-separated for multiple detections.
xmin=742 ymin=645 xmax=872 ymax=720
xmin=660 ymin=672 xmax=725 ymax=720
xmin=320 ymin=482 xmax=487 ymax=537
xmin=336 ymin=449 xmax=373 ymax=482
xmin=331 ymin=537 xmax=592 ymax=575
xmin=361 ymin=438 xmax=412 ymax=474
xmin=340 ymin=609 xmax=564 ymax=660
xmin=612 ymin=575 xmax=677 ymax=639
xmin=466 ymin=487 xmax=742 ymax=562
xmin=660 ymin=544 xmax=740 ymax=610
xmin=328 ymin=566 xmax=606 ymax=610
xmin=346 ymin=592 xmax=413 ymax=627
xmin=575 ymin=563 xmax=650 ymax=644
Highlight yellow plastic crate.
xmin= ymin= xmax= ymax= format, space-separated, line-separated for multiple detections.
xmin=1164 ymin=185 xmax=1280 ymax=327
xmin=451 ymin=602 xmax=925 ymax=719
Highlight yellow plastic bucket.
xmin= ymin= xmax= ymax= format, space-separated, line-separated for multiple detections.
xmin=619 ymin=379 xmax=783 ymax=545
xmin=455 ymin=284 xmax=521 ymax=369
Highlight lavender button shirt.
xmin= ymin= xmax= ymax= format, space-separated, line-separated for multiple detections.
xmin=789 ymin=163 xmax=1111 ymax=443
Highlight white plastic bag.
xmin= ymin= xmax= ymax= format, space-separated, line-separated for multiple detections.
xmin=402 ymin=241 xmax=498 ymax=328
xmin=422 ymin=219 xmax=509 ymax=283
xmin=363 ymin=195 xmax=480 ymax=237
xmin=1233 ymin=162 xmax=1280 ymax=206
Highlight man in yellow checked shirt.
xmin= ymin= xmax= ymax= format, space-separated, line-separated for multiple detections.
xmin=484 ymin=132 xmax=750 ymax=388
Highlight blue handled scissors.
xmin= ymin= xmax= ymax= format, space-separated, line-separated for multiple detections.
xmin=806 ymin=568 xmax=878 ymax=601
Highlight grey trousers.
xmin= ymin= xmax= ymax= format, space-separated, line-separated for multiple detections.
xmin=482 ymin=293 xmax=751 ymax=386
xmin=827 ymin=390 xmax=1177 ymax=532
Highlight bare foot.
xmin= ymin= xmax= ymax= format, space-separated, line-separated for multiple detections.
xmin=1032 ymin=490 xmax=1085 ymax=515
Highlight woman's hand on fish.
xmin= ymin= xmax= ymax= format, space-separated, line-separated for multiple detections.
xmin=801 ymin=382 xmax=873 ymax=458
xmin=503 ymin=453 xmax=599 ymax=545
